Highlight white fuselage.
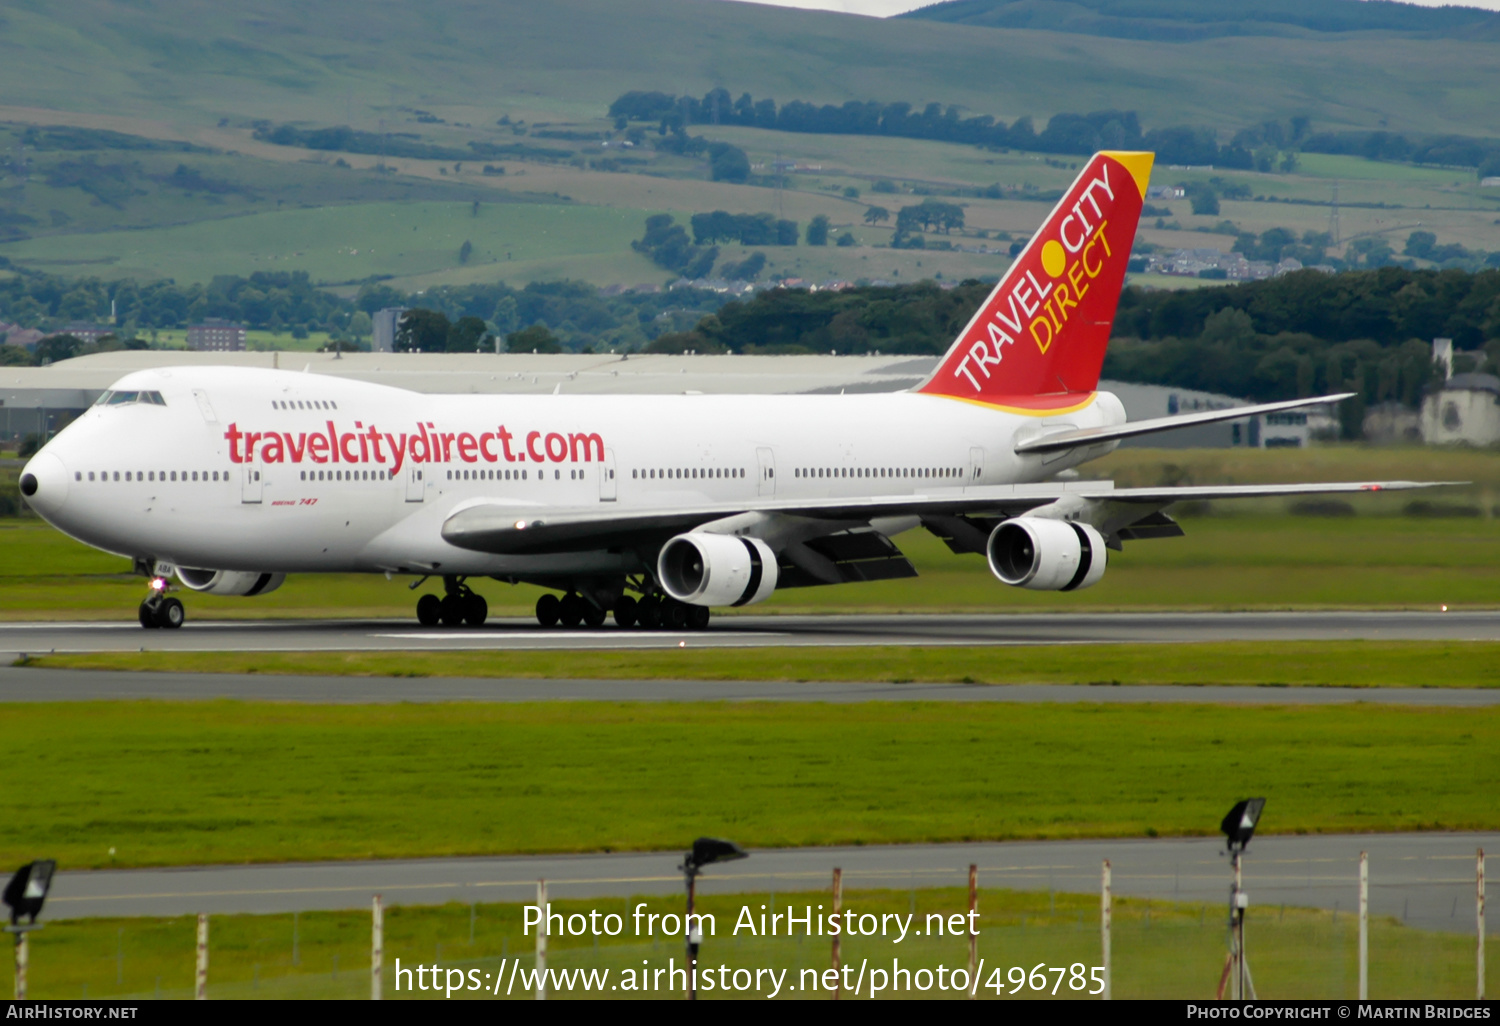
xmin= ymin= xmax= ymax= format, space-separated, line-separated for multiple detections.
xmin=23 ymin=366 xmax=1123 ymax=577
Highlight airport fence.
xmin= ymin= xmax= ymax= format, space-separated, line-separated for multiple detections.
xmin=10 ymin=851 xmax=1491 ymax=1001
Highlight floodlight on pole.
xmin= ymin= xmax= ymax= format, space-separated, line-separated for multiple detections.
xmin=1220 ymin=798 xmax=1266 ymax=855
xmin=1217 ymin=800 xmax=1264 ymax=1000
xmin=4 ymin=861 xmax=56 ymax=1002
xmin=3 ymin=861 xmax=55 ymax=926
xmin=679 ymin=837 xmax=747 ymax=1001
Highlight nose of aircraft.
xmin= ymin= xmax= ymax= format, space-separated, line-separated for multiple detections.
xmin=20 ymin=450 xmax=70 ymax=519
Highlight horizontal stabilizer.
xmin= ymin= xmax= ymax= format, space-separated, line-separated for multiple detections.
xmin=1013 ymin=393 xmax=1353 ymax=454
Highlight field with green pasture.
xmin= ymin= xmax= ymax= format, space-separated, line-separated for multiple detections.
xmin=0 ymin=200 xmax=667 ymax=290
xmin=0 ymin=700 xmax=1492 ymax=869
xmin=21 ymin=889 xmax=1495 ymax=1000
xmin=2 ymin=1 xmax=1499 ymax=292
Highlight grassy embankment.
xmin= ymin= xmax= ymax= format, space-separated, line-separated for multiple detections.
xmin=0 ymin=701 xmax=1491 ymax=869
xmin=21 ymin=890 xmax=1495 ymax=1000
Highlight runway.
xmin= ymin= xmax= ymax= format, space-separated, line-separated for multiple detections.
xmin=2 ymin=610 xmax=1499 ymax=655
xmin=41 ymin=833 xmax=1495 ymax=935
xmin=2 ymin=666 xmax=1497 ymax=705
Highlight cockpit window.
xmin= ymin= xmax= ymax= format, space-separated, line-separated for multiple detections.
xmin=94 ymin=390 xmax=166 ymax=407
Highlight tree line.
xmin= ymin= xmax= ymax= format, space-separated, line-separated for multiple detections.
xmin=251 ymin=123 xmax=575 ymax=164
xmin=613 ymin=89 xmax=1500 ymax=178
xmin=612 ymin=89 xmax=1272 ymax=169
xmin=647 ymin=269 xmax=1500 ymax=436
xmin=0 ymin=268 xmax=732 ymax=360
xmin=6 ymin=263 xmax=1498 ymax=430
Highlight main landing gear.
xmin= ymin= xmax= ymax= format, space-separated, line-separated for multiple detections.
xmin=535 ymin=590 xmax=710 ymax=631
xmin=415 ymin=576 xmax=488 ymax=628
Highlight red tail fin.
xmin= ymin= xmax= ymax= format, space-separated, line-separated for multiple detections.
xmin=917 ymin=151 xmax=1152 ymax=408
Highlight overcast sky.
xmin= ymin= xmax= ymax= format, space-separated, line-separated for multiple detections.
xmin=722 ymin=0 xmax=1500 ymax=17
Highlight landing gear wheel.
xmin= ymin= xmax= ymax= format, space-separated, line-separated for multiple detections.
xmin=636 ymin=595 xmax=662 ymax=629
xmin=582 ymin=602 xmax=606 ymax=628
xmin=535 ymin=593 xmax=560 ymax=628
xmin=416 ymin=594 xmax=442 ymax=626
xmin=463 ymin=593 xmax=488 ymax=627
xmin=156 ymin=597 xmax=185 ymax=630
xmin=663 ymin=600 xmax=689 ymax=631
xmin=138 ymin=601 xmax=160 ymax=629
xmin=613 ymin=596 xmax=638 ymax=629
xmin=687 ymin=605 xmax=711 ymax=631
xmin=558 ymin=592 xmax=584 ymax=628
xmin=440 ymin=594 xmax=466 ymax=627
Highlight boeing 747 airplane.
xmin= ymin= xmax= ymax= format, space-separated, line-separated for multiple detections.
xmin=18 ymin=151 xmax=1444 ymax=630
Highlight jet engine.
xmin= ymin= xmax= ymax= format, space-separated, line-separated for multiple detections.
xmin=986 ymin=517 xmax=1106 ymax=591
xmin=658 ymin=533 xmax=778 ymax=607
xmin=175 ymin=568 xmax=286 ymax=596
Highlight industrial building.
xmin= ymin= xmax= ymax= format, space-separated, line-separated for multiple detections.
xmin=185 ymin=321 xmax=248 ymax=352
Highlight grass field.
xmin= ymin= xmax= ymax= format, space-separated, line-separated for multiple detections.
xmin=0 ymin=701 xmax=1491 ymax=869
xmin=21 ymin=889 xmax=1496 ymax=1000
xmin=6 ymin=512 xmax=1500 ymax=620
xmin=0 ymin=200 xmax=666 ymax=288
xmin=28 ymin=640 xmax=1500 ymax=689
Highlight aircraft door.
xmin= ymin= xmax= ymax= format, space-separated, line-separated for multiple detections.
xmin=756 ymin=447 xmax=776 ymax=497
xmin=405 ymin=465 xmax=425 ymax=503
xmin=967 ymin=446 xmax=985 ymax=488
xmin=191 ymin=388 xmax=217 ymax=423
xmin=599 ymin=448 xmax=617 ymax=502
xmin=241 ymin=462 xmax=263 ymax=504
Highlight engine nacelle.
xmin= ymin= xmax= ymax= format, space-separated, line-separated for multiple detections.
xmin=658 ymin=533 xmax=777 ymax=607
xmin=986 ymin=517 xmax=1106 ymax=592
xmin=175 ymin=568 xmax=286 ymax=596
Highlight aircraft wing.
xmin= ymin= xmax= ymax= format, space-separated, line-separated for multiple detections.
xmin=440 ymin=478 xmax=1456 ymax=556
xmin=1013 ymin=393 xmax=1353 ymax=454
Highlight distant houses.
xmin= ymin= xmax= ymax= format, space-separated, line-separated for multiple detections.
xmin=1138 ymin=247 xmax=1331 ymax=282
xmin=0 ymin=322 xmax=44 ymax=349
xmin=60 ymin=322 xmax=115 ymax=344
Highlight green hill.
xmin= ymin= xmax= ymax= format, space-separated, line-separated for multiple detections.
xmin=0 ymin=0 xmax=1497 ymax=135
xmin=901 ymin=0 xmax=1500 ymax=41
xmin=1 ymin=0 xmax=1498 ymax=294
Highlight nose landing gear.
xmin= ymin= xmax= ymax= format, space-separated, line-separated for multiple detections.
xmin=135 ymin=561 xmax=185 ymax=630
xmin=415 ymin=577 xmax=487 ymax=627
xmin=138 ymin=593 xmax=184 ymax=630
